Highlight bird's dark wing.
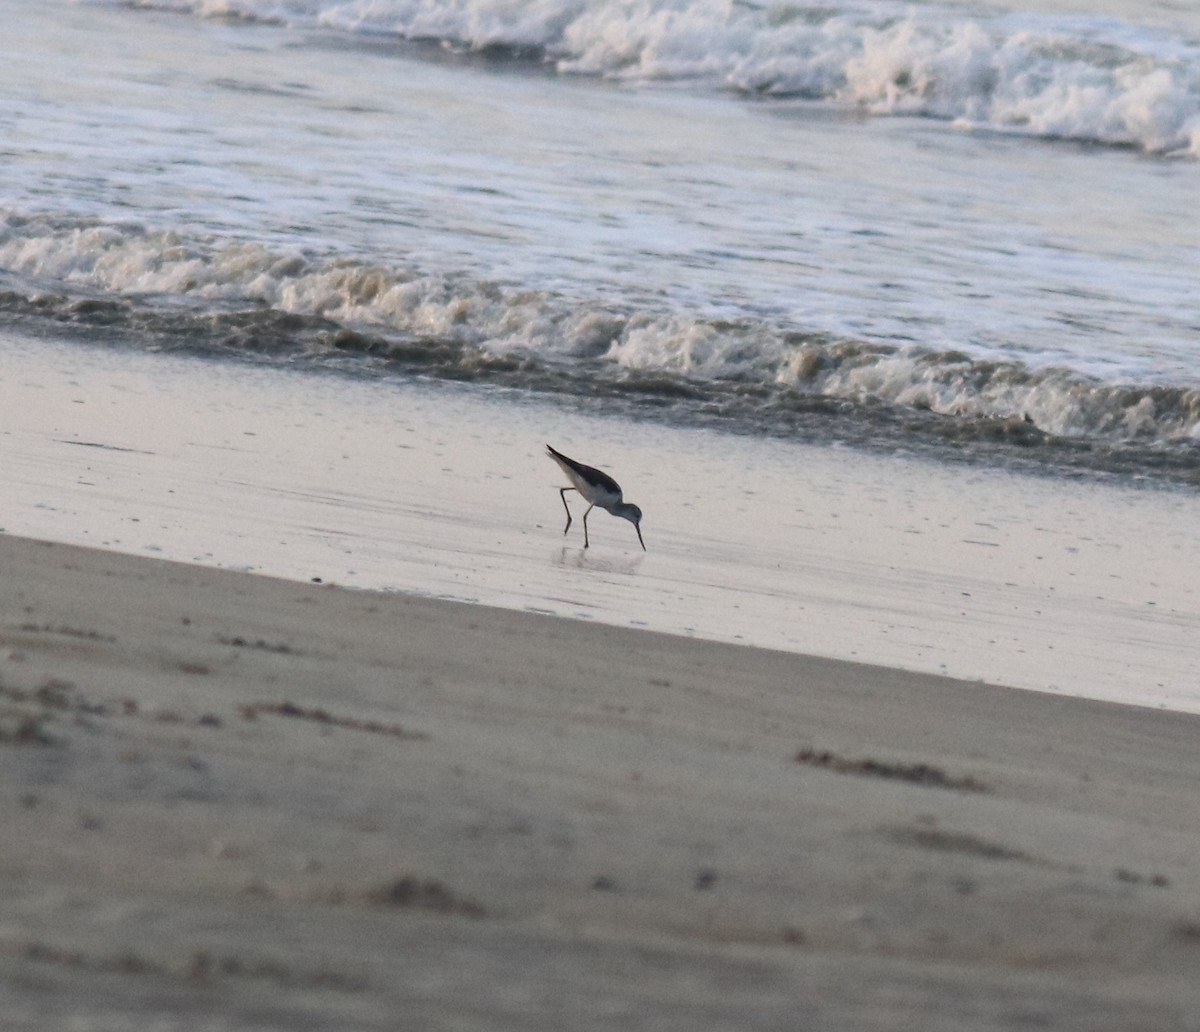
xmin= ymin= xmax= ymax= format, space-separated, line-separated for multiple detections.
xmin=546 ymin=444 xmax=622 ymax=494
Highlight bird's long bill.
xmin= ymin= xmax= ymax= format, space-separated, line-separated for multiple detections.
xmin=635 ymin=522 xmax=646 ymax=551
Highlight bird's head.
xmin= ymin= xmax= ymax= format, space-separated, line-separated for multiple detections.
xmin=619 ymin=503 xmax=645 ymax=551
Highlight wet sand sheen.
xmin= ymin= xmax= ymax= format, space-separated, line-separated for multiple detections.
xmin=4 ymin=332 xmax=1200 ymax=714
xmin=3 ymin=533 xmax=1200 ymax=1029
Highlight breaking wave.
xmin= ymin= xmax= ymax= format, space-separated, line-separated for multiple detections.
xmin=4 ymin=210 xmax=1200 ymax=477
xmin=105 ymin=0 xmax=1200 ymax=155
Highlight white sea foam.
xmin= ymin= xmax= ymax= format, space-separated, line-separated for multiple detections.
xmin=5 ymin=212 xmax=1198 ymax=446
xmin=112 ymin=0 xmax=1200 ymax=154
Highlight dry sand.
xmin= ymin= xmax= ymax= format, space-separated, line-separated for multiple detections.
xmin=3 ymin=533 xmax=1200 ymax=1030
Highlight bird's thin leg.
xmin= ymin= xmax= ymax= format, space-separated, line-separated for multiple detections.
xmin=582 ymin=504 xmax=594 ymax=548
xmin=559 ymin=488 xmax=575 ymax=536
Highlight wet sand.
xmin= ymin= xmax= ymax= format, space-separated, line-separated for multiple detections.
xmin=3 ymin=533 xmax=1200 ymax=1030
xmin=5 ymin=332 xmax=1200 ymax=713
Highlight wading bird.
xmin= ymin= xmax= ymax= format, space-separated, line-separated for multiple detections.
xmin=546 ymin=444 xmax=645 ymax=551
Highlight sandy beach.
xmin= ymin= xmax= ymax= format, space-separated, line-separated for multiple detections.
xmin=5 ymin=2 xmax=1200 ymax=1025
xmin=3 ymin=532 xmax=1200 ymax=1030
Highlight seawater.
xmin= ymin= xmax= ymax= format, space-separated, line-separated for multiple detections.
xmin=3 ymin=0 xmax=1200 ymax=481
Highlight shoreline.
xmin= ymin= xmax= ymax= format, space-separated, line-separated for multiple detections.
xmin=4 ymin=533 xmax=1200 ymax=1029
xmin=5 ymin=332 xmax=1200 ymax=715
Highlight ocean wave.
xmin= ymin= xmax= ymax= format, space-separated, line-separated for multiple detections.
xmin=4 ymin=210 xmax=1200 ymax=462
xmin=108 ymin=0 xmax=1200 ymax=155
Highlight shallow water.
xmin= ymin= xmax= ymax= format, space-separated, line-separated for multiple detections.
xmin=2 ymin=0 xmax=1200 ymax=479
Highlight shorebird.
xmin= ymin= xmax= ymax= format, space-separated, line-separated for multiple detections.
xmin=546 ymin=444 xmax=645 ymax=551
